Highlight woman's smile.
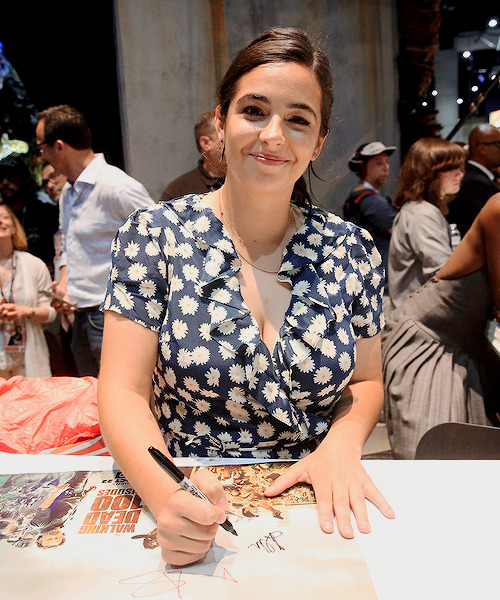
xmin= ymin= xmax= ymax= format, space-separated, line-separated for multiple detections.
xmin=216 ymin=62 xmax=325 ymax=192
xmin=249 ymin=152 xmax=289 ymax=166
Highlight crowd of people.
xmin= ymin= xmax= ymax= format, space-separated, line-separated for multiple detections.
xmin=1 ymin=25 xmax=499 ymax=566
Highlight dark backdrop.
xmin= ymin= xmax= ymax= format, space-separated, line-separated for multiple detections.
xmin=0 ymin=0 xmax=124 ymax=169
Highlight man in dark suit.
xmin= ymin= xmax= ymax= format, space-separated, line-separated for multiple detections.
xmin=447 ymin=124 xmax=500 ymax=236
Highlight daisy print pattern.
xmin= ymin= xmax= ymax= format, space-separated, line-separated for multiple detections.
xmin=102 ymin=195 xmax=385 ymax=458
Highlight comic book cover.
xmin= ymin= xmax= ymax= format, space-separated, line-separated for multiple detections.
xmin=0 ymin=464 xmax=377 ymax=599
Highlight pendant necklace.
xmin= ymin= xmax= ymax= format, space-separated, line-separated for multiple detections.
xmin=219 ymin=194 xmax=298 ymax=274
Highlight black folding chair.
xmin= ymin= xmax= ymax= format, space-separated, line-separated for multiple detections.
xmin=415 ymin=422 xmax=500 ymax=459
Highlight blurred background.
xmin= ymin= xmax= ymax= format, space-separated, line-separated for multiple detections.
xmin=1 ymin=0 xmax=499 ymax=211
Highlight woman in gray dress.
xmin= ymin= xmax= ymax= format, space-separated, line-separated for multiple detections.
xmin=382 ymin=193 xmax=500 ymax=459
xmin=388 ymin=138 xmax=466 ymax=310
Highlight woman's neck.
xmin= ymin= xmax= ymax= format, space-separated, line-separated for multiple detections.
xmin=217 ymin=180 xmax=296 ymax=246
xmin=0 ymin=240 xmax=14 ymax=261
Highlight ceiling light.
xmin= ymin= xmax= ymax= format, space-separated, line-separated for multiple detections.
xmin=457 ymin=98 xmax=464 ymax=105
xmin=488 ymin=18 xmax=498 ymax=28
xmin=462 ymin=50 xmax=471 ymax=59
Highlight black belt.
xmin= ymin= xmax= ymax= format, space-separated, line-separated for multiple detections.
xmin=75 ymin=305 xmax=100 ymax=313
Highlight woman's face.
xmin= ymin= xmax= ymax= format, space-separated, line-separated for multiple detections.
xmin=0 ymin=206 xmax=16 ymax=241
xmin=215 ymin=62 xmax=326 ymax=194
xmin=439 ymin=168 xmax=464 ymax=197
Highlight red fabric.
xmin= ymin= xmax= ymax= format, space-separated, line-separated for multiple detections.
xmin=0 ymin=376 xmax=100 ymax=453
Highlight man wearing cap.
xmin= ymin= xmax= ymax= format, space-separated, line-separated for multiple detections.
xmin=343 ymin=141 xmax=397 ymax=283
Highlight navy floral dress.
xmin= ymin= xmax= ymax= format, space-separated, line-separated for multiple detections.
xmin=103 ymin=195 xmax=384 ymax=459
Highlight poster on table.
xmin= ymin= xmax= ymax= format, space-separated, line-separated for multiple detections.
xmin=0 ymin=462 xmax=377 ymax=599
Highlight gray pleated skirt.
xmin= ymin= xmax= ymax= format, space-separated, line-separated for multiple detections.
xmin=382 ymin=269 xmax=498 ymax=459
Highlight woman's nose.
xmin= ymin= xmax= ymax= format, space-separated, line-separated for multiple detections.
xmin=260 ymin=115 xmax=285 ymax=144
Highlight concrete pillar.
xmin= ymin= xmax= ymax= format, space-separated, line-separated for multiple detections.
xmin=114 ymin=0 xmax=399 ymax=211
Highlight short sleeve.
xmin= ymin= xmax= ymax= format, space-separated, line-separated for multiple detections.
xmin=410 ymin=206 xmax=452 ymax=278
xmin=102 ymin=207 xmax=168 ymax=332
xmin=347 ymin=227 xmax=385 ymax=339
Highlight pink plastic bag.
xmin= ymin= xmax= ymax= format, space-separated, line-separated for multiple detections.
xmin=0 ymin=376 xmax=100 ymax=453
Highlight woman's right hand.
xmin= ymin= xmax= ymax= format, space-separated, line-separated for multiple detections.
xmin=156 ymin=468 xmax=228 ymax=566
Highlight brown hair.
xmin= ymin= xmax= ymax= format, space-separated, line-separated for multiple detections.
xmin=38 ymin=105 xmax=92 ymax=150
xmin=216 ymin=27 xmax=334 ymax=206
xmin=394 ymin=138 xmax=466 ymax=210
xmin=0 ymin=204 xmax=28 ymax=251
xmin=194 ymin=111 xmax=216 ymax=153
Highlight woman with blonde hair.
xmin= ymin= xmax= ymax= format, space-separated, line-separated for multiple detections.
xmin=388 ymin=138 xmax=466 ymax=309
xmin=0 ymin=203 xmax=56 ymax=378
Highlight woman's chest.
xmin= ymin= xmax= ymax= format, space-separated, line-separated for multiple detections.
xmin=237 ymin=265 xmax=292 ymax=354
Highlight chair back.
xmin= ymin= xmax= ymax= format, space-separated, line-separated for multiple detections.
xmin=415 ymin=422 xmax=500 ymax=459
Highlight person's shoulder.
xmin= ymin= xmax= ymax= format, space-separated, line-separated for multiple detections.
xmin=166 ymin=167 xmax=200 ymax=188
xmin=314 ymin=205 xmax=376 ymax=246
xmin=479 ymin=192 xmax=500 ymax=225
xmin=462 ymin=163 xmax=496 ymax=186
xmin=465 ymin=162 xmax=487 ymax=176
xmin=96 ymin=158 xmax=148 ymax=191
xmin=400 ymin=199 xmax=437 ymax=216
xmin=15 ymin=250 xmax=50 ymax=272
xmin=346 ymin=185 xmax=376 ymax=201
xmin=126 ymin=194 xmax=200 ymax=225
xmin=161 ymin=167 xmax=205 ymax=200
xmin=312 ymin=204 xmax=350 ymax=232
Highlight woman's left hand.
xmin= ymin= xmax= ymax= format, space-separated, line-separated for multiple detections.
xmin=0 ymin=303 xmax=32 ymax=322
xmin=264 ymin=444 xmax=394 ymax=538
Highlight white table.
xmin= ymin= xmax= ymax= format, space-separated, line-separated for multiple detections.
xmin=2 ymin=455 xmax=499 ymax=600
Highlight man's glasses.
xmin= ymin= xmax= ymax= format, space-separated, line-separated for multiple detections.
xmin=35 ymin=140 xmax=52 ymax=154
xmin=478 ymin=141 xmax=500 ymax=148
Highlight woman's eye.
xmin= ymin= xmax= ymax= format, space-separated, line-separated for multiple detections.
xmin=243 ymin=106 xmax=264 ymax=118
xmin=289 ymin=116 xmax=310 ymax=126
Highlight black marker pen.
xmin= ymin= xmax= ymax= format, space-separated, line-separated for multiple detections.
xmin=148 ymin=446 xmax=238 ymax=536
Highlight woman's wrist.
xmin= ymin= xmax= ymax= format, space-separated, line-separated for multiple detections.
xmin=26 ymin=306 xmax=35 ymax=319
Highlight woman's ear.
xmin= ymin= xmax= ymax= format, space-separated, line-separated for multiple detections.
xmin=214 ymin=105 xmax=225 ymax=140
xmin=311 ymin=132 xmax=328 ymax=161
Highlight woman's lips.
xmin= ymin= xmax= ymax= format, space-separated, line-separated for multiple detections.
xmin=250 ymin=153 xmax=288 ymax=165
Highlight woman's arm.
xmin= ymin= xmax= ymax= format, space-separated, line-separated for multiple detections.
xmin=97 ymin=311 xmax=172 ymax=515
xmin=480 ymin=194 xmax=500 ymax=317
xmin=438 ymin=193 xmax=500 ymax=316
xmin=264 ymin=333 xmax=394 ymax=537
xmin=0 ymin=303 xmax=52 ymax=323
xmin=97 ymin=311 xmax=227 ymax=565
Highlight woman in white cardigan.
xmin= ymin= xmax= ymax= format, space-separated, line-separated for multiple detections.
xmin=0 ymin=204 xmax=56 ymax=378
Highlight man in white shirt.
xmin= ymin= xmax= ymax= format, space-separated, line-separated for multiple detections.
xmin=36 ymin=105 xmax=154 ymax=376
xmin=447 ymin=124 xmax=500 ymax=236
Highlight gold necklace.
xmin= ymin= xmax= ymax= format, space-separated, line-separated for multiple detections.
xmin=236 ymin=248 xmax=281 ymax=274
xmin=219 ymin=194 xmax=299 ymax=274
